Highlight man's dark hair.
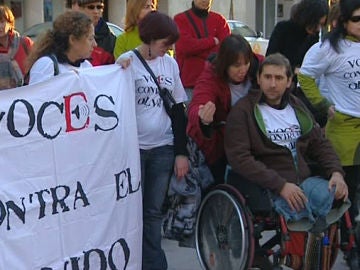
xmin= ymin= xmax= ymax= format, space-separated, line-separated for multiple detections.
xmin=258 ymin=53 xmax=293 ymax=79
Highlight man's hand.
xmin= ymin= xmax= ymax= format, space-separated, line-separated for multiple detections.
xmin=174 ymin=155 xmax=189 ymax=180
xmin=198 ymin=101 xmax=216 ymax=125
xmin=280 ymin=182 xmax=308 ymax=212
xmin=329 ymin=171 xmax=348 ymax=201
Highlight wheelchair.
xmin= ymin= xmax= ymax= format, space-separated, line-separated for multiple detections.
xmin=195 ymin=170 xmax=356 ymax=270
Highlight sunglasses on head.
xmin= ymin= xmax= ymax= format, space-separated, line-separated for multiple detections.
xmin=349 ymin=15 xmax=360 ymax=22
xmin=85 ymin=4 xmax=104 ymax=10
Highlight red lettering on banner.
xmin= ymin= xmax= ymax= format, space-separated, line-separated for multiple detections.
xmin=64 ymin=92 xmax=90 ymax=132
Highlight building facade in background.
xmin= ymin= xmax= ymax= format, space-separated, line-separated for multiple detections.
xmin=3 ymin=0 xmax=303 ymax=38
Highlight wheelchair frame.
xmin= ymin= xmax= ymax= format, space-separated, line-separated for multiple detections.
xmin=195 ymin=183 xmax=355 ymax=270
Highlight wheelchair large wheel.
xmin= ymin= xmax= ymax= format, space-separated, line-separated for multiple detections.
xmin=195 ymin=184 xmax=255 ymax=270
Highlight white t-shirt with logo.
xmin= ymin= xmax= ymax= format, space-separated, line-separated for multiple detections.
xmin=300 ymin=40 xmax=360 ymax=118
xmin=119 ymin=51 xmax=187 ymax=150
xmin=258 ymin=103 xmax=301 ymax=159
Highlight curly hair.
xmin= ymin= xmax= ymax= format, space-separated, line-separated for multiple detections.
xmin=26 ymin=11 xmax=93 ymax=71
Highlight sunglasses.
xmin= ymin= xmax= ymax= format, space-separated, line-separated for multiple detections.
xmin=349 ymin=15 xmax=360 ymax=22
xmin=85 ymin=4 xmax=104 ymax=10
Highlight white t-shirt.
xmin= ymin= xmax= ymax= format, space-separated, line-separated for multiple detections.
xmin=118 ymin=51 xmax=187 ymax=150
xmin=300 ymin=39 xmax=360 ymax=118
xmin=258 ymin=103 xmax=301 ymax=160
xmin=29 ymin=56 xmax=92 ymax=85
xmin=229 ymin=79 xmax=251 ymax=106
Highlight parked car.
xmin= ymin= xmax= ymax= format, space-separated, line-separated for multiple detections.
xmin=227 ymin=20 xmax=269 ymax=56
xmin=23 ymin=21 xmax=124 ymax=41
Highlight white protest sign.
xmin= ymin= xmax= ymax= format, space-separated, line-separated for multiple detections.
xmin=0 ymin=65 xmax=142 ymax=270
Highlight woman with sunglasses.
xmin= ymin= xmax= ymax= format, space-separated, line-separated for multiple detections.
xmin=113 ymin=0 xmax=157 ymax=59
xmin=77 ymin=0 xmax=116 ymax=66
xmin=299 ymin=0 xmax=360 ymax=267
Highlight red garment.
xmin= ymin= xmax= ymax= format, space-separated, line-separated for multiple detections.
xmin=174 ymin=9 xmax=230 ymax=88
xmin=286 ymin=232 xmax=306 ymax=257
xmin=187 ymin=61 xmax=231 ymax=165
xmin=0 ymin=31 xmax=33 ymax=75
xmin=90 ymin=46 xmax=115 ymax=66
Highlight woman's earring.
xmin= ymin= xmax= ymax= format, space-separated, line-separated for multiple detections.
xmin=148 ymin=46 xmax=151 ymax=58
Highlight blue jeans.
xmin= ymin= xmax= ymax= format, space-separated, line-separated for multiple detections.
xmin=273 ymin=177 xmax=335 ymax=228
xmin=141 ymin=145 xmax=174 ymax=270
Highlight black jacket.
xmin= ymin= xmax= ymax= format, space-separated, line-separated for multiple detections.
xmin=266 ymin=20 xmax=319 ymax=70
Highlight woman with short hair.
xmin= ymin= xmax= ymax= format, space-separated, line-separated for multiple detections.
xmin=116 ymin=11 xmax=188 ymax=270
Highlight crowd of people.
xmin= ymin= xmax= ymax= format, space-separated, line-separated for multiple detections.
xmin=1 ymin=0 xmax=360 ymax=269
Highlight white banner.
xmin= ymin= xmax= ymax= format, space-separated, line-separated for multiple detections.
xmin=0 ymin=65 xmax=142 ymax=270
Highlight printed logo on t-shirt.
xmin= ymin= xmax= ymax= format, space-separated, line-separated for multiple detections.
xmin=346 ymin=57 xmax=360 ymax=91
xmin=267 ymin=124 xmax=301 ymax=151
xmin=135 ymin=74 xmax=174 ymax=109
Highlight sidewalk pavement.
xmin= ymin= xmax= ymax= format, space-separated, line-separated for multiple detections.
xmin=162 ymin=234 xmax=350 ymax=270
xmin=163 ymin=238 xmax=201 ymax=270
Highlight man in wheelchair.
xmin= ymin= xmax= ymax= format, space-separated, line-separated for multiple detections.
xmin=223 ymin=53 xmax=350 ymax=269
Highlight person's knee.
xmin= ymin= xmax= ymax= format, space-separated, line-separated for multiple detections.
xmin=303 ymin=178 xmax=334 ymax=216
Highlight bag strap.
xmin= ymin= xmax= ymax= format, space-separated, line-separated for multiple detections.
xmin=23 ymin=54 xmax=59 ymax=85
xmin=132 ymin=49 xmax=177 ymax=114
xmin=48 ymin=54 xmax=59 ymax=76
xmin=185 ymin=11 xmax=201 ymax=39
xmin=132 ymin=49 xmax=161 ymax=91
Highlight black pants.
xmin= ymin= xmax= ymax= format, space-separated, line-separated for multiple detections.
xmin=341 ymin=165 xmax=360 ymax=249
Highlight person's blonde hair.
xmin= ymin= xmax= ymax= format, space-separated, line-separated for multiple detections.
xmin=125 ymin=0 xmax=157 ymax=32
xmin=0 ymin=5 xmax=15 ymax=29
